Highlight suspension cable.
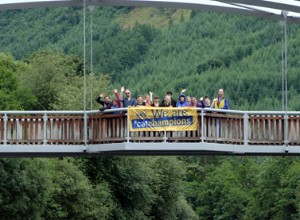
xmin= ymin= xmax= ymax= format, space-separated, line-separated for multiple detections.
xmin=284 ymin=13 xmax=288 ymax=113
xmin=83 ymin=0 xmax=87 ymax=147
xmin=89 ymin=5 xmax=94 ymax=110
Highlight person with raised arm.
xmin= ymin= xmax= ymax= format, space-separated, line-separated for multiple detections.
xmin=176 ymin=94 xmax=188 ymax=107
xmin=120 ymin=86 xmax=136 ymax=107
xmin=176 ymin=88 xmax=189 ymax=107
xmin=112 ymin=89 xmax=121 ymax=109
xmin=96 ymin=93 xmax=113 ymax=111
xmin=144 ymin=92 xmax=153 ymax=107
xmin=198 ymin=96 xmax=211 ymax=108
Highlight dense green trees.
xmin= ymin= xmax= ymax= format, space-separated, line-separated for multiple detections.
xmin=78 ymin=156 xmax=197 ymax=219
xmin=96 ymin=24 xmax=158 ymax=81
xmin=8 ymin=50 xmax=110 ymax=110
xmin=0 ymin=159 xmax=51 ymax=219
xmin=0 ymin=54 xmax=36 ymax=110
xmin=182 ymin=157 xmax=300 ymax=220
xmin=2 ymin=7 xmax=300 ymax=110
xmin=1 ymin=6 xmax=300 ymax=219
xmin=43 ymin=159 xmax=114 ymax=219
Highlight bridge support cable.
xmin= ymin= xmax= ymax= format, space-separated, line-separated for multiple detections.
xmin=281 ymin=20 xmax=284 ymax=111
xmin=89 ymin=5 xmax=94 ymax=110
xmin=281 ymin=11 xmax=289 ymax=150
xmin=284 ymin=12 xmax=288 ymax=113
xmin=83 ymin=0 xmax=88 ymax=148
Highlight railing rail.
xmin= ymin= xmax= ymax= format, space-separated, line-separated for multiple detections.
xmin=0 ymin=108 xmax=298 ymax=146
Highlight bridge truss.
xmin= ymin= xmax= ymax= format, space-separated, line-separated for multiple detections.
xmin=1 ymin=1 xmax=300 ymax=24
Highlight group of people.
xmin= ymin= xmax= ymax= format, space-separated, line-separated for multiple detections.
xmin=96 ymin=86 xmax=229 ymax=111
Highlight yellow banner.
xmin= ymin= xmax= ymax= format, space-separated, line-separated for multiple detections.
xmin=128 ymin=107 xmax=198 ymax=131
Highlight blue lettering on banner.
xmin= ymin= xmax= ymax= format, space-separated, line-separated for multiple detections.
xmin=131 ymin=116 xmax=194 ymax=129
xmin=132 ymin=119 xmax=152 ymax=129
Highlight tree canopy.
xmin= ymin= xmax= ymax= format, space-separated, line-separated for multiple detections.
xmin=0 ymin=6 xmax=300 ymax=219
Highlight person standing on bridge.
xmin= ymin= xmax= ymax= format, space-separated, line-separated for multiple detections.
xmin=176 ymin=94 xmax=189 ymax=107
xmin=112 ymin=89 xmax=121 ymax=109
xmin=96 ymin=93 xmax=113 ymax=111
xmin=161 ymin=95 xmax=173 ymax=107
xmin=212 ymin=88 xmax=229 ymax=109
xmin=161 ymin=91 xmax=177 ymax=107
xmin=191 ymin=97 xmax=198 ymax=107
xmin=144 ymin=92 xmax=153 ymax=106
xmin=176 ymin=89 xmax=190 ymax=107
xmin=151 ymin=96 xmax=161 ymax=107
xmin=198 ymin=96 xmax=211 ymax=108
xmin=186 ymin=96 xmax=192 ymax=107
xmin=120 ymin=86 xmax=136 ymax=107
xmin=135 ymin=95 xmax=146 ymax=107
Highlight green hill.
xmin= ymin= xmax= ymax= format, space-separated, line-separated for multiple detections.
xmin=1 ymin=6 xmax=299 ymax=110
xmin=2 ymin=6 xmax=300 ymax=220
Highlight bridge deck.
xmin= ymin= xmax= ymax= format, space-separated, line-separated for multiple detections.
xmin=0 ymin=108 xmax=298 ymax=156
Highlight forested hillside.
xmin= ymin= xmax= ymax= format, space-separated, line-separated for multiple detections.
xmin=1 ymin=7 xmax=300 ymax=110
xmin=1 ymin=6 xmax=300 ymax=219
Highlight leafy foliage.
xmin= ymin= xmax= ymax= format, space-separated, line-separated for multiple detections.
xmin=17 ymin=50 xmax=110 ymax=110
xmin=0 ymin=54 xmax=36 ymax=110
xmin=43 ymin=159 xmax=114 ymax=219
xmin=0 ymin=159 xmax=51 ymax=219
xmin=1 ymin=6 xmax=300 ymax=220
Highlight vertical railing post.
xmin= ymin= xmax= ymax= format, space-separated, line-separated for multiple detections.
xmin=43 ymin=112 xmax=47 ymax=146
xmin=163 ymin=131 xmax=167 ymax=143
xmin=126 ymin=112 xmax=130 ymax=143
xmin=284 ymin=113 xmax=289 ymax=152
xmin=3 ymin=113 xmax=8 ymax=145
xmin=201 ymin=109 xmax=205 ymax=143
xmin=216 ymin=111 xmax=220 ymax=139
xmin=243 ymin=113 xmax=249 ymax=146
xmin=84 ymin=111 xmax=88 ymax=148
xmin=16 ymin=118 xmax=19 ymax=144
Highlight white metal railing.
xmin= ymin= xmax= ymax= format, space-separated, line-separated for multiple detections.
xmin=0 ymin=108 xmax=297 ymax=146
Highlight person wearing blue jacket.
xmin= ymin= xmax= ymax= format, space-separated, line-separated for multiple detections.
xmin=176 ymin=93 xmax=189 ymax=107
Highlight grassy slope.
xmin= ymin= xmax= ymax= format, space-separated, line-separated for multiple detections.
xmin=117 ymin=7 xmax=191 ymax=28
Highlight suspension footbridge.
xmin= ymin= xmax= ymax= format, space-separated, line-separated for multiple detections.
xmin=1 ymin=0 xmax=300 ymax=156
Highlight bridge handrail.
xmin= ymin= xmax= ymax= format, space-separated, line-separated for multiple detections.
xmin=0 ymin=108 xmax=297 ymax=146
xmin=0 ymin=108 xmax=297 ymax=115
xmin=101 ymin=108 xmax=300 ymax=116
xmin=0 ymin=109 xmax=127 ymax=115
